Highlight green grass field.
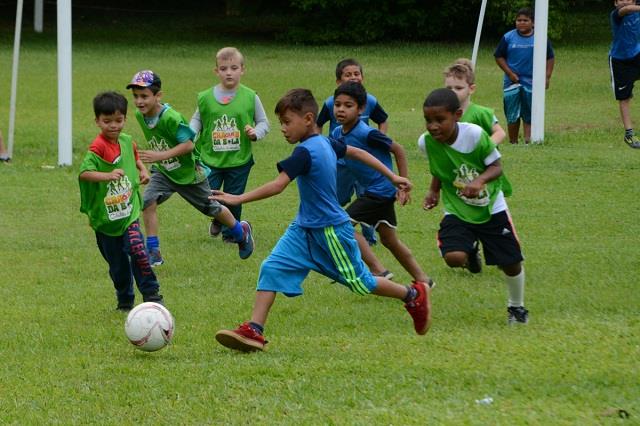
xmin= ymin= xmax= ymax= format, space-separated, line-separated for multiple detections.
xmin=0 ymin=17 xmax=638 ymax=424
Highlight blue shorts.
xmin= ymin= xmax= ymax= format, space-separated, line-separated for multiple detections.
xmin=503 ymin=85 xmax=532 ymax=124
xmin=257 ymin=221 xmax=377 ymax=297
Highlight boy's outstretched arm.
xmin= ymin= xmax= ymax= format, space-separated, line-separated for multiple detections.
xmin=139 ymin=141 xmax=194 ymax=163
xmin=618 ymin=4 xmax=640 ymax=16
xmin=210 ymin=171 xmax=291 ymax=206
xmin=79 ymin=169 xmax=124 ymax=182
xmin=345 ymin=145 xmax=412 ymax=191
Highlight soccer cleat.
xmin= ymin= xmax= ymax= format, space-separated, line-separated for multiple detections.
xmin=143 ymin=292 xmax=165 ymax=306
xmin=238 ymin=221 xmax=255 ymax=259
xmin=148 ymin=249 xmax=164 ymax=267
xmin=116 ymin=300 xmax=134 ymax=312
xmin=507 ymin=306 xmax=529 ymax=324
xmin=216 ymin=322 xmax=266 ymax=352
xmin=624 ymin=134 xmax=640 ymax=149
xmin=209 ymin=220 xmax=222 ymax=237
xmin=373 ymin=270 xmax=394 ymax=280
xmin=466 ymin=241 xmax=482 ymax=274
xmin=404 ymin=281 xmax=432 ymax=335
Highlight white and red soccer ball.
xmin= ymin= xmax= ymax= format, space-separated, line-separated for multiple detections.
xmin=124 ymin=302 xmax=174 ymax=352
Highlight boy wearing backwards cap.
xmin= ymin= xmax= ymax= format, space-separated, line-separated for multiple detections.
xmin=127 ymin=70 xmax=255 ymax=264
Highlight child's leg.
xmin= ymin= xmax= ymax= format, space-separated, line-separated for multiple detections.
xmin=507 ymin=122 xmax=520 ymax=144
xmin=503 ymin=86 xmax=521 ymax=144
xmin=354 ymin=230 xmax=388 ymax=276
xmin=619 ymin=98 xmax=633 ymax=130
xmin=250 ymin=290 xmax=277 ymax=326
xmin=523 ymin=122 xmax=531 ymax=143
xmin=142 ymin=173 xmax=176 ymax=265
xmin=373 ymin=277 xmax=432 ymax=335
xmin=123 ymin=221 xmax=162 ymax=303
xmin=95 ymin=232 xmax=134 ymax=309
xmin=377 ymin=224 xmax=429 ymax=282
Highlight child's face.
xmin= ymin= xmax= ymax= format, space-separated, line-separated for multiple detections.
xmin=131 ymin=87 xmax=162 ymax=116
xmin=95 ymin=111 xmax=126 ymax=142
xmin=515 ymin=15 xmax=534 ymax=35
xmin=337 ymin=65 xmax=363 ymax=84
xmin=215 ymin=57 xmax=244 ymax=90
xmin=278 ymin=110 xmax=314 ymax=144
xmin=333 ymin=94 xmax=364 ymax=127
xmin=444 ymin=76 xmax=475 ymax=105
xmin=423 ymin=106 xmax=461 ymax=144
xmin=615 ymin=0 xmax=635 ymax=7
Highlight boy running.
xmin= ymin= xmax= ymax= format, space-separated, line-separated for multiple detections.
xmin=211 ymin=89 xmax=431 ymax=352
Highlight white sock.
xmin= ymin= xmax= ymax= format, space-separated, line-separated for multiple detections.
xmin=505 ymin=268 xmax=525 ymax=307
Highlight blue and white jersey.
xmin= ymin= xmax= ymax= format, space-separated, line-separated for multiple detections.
xmin=494 ymin=29 xmax=554 ymax=90
xmin=331 ymin=120 xmax=396 ymax=199
xmin=610 ymin=8 xmax=640 ymax=60
xmin=277 ymin=134 xmax=350 ymax=228
xmin=317 ymin=93 xmax=388 ymax=134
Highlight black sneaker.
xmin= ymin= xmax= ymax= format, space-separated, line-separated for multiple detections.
xmin=507 ymin=306 xmax=529 ymax=324
xmin=624 ymin=134 xmax=640 ymax=149
xmin=143 ymin=293 xmax=165 ymax=305
xmin=467 ymin=241 xmax=482 ymax=274
xmin=116 ymin=300 xmax=134 ymax=312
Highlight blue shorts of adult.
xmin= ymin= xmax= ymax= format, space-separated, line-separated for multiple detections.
xmin=256 ymin=221 xmax=377 ymax=297
xmin=503 ymin=84 xmax=532 ymax=124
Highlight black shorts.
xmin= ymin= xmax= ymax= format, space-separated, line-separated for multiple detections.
xmin=610 ymin=53 xmax=640 ymax=100
xmin=437 ymin=211 xmax=523 ymax=267
xmin=346 ymin=194 xmax=397 ymax=229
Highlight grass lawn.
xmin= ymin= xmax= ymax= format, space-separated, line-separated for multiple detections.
xmin=0 ymin=15 xmax=638 ymax=424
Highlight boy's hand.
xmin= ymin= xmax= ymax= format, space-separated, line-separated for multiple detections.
xmin=423 ymin=190 xmax=439 ymax=210
xmin=138 ymin=167 xmax=150 ymax=184
xmin=138 ymin=149 xmax=162 ymax=163
xmin=508 ymin=71 xmax=519 ymax=84
xmin=460 ymin=179 xmax=484 ymax=198
xmin=107 ymin=169 xmax=125 ymax=181
xmin=396 ymin=188 xmax=411 ymax=206
xmin=245 ymin=125 xmax=257 ymax=141
xmin=391 ymin=175 xmax=412 ymax=192
xmin=210 ymin=190 xmax=241 ymax=206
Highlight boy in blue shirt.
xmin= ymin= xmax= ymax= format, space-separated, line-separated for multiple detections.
xmin=332 ymin=81 xmax=432 ymax=287
xmin=494 ymin=7 xmax=555 ymax=144
xmin=211 ymin=89 xmax=431 ymax=352
xmin=609 ymin=0 xmax=640 ymax=148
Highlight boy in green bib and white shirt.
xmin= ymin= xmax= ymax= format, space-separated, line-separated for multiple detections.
xmin=420 ymin=88 xmax=528 ymax=325
xmin=79 ymin=91 xmax=163 ymax=311
xmin=127 ymin=70 xmax=255 ymax=265
xmin=190 ymin=47 xmax=270 ymax=240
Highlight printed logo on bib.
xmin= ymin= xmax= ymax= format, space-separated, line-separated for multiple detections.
xmin=211 ymin=114 xmax=241 ymax=152
xmin=104 ymin=175 xmax=134 ymax=221
xmin=149 ymin=136 xmax=181 ymax=171
xmin=453 ymin=164 xmax=489 ymax=207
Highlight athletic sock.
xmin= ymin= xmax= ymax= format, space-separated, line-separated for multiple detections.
xmin=625 ymin=128 xmax=634 ymax=138
xmin=505 ymin=268 xmax=525 ymax=307
xmin=146 ymin=235 xmax=159 ymax=251
xmin=403 ymin=286 xmax=418 ymax=303
xmin=249 ymin=322 xmax=264 ymax=335
xmin=229 ymin=220 xmax=244 ymax=242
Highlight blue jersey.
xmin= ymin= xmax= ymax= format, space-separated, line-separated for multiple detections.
xmin=331 ymin=121 xmax=396 ymax=199
xmin=317 ymin=93 xmax=388 ymax=134
xmin=610 ymin=8 xmax=640 ymax=60
xmin=277 ymin=134 xmax=350 ymax=228
xmin=494 ymin=29 xmax=554 ymax=90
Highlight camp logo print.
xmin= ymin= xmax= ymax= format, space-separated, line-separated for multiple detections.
xmin=149 ymin=136 xmax=180 ymax=171
xmin=454 ymin=164 xmax=489 ymax=207
xmin=103 ymin=175 xmax=134 ymax=221
xmin=211 ymin=114 xmax=241 ymax=152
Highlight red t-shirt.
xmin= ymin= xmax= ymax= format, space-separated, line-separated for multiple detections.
xmin=88 ymin=133 xmax=139 ymax=164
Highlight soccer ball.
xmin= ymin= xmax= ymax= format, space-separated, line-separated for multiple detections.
xmin=124 ymin=302 xmax=174 ymax=352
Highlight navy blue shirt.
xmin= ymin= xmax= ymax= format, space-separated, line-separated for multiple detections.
xmin=610 ymin=8 xmax=640 ymax=59
xmin=277 ymin=135 xmax=350 ymax=228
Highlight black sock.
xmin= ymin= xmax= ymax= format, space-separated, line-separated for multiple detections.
xmin=403 ymin=286 xmax=417 ymax=303
xmin=625 ymin=128 xmax=634 ymax=137
xmin=249 ymin=322 xmax=264 ymax=334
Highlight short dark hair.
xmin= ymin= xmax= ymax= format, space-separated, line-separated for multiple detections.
xmin=334 ymin=81 xmax=367 ymax=108
xmin=93 ymin=91 xmax=128 ymax=117
xmin=274 ymin=88 xmax=318 ymax=119
xmin=335 ymin=58 xmax=362 ymax=80
xmin=423 ymin=88 xmax=460 ymax=113
xmin=517 ymin=7 xmax=533 ymax=20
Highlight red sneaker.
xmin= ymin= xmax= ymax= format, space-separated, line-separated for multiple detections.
xmin=404 ymin=281 xmax=432 ymax=335
xmin=215 ymin=322 xmax=266 ymax=352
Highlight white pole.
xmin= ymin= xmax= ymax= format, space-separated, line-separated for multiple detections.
xmin=34 ymin=0 xmax=43 ymax=33
xmin=471 ymin=0 xmax=488 ymax=68
xmin=531 ymin=0 xmax=549 ymax=144
xmin=8 ymin=0 xmax=24 ymax=159
xmin=57 ymin=0 xmax=73 ymax=166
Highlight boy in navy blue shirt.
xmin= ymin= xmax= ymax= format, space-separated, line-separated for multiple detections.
xmin=494 ymin=7 xmax=554 ymax=144
xmin=211 ymin=89 xmax=431 ymax=352
xmin=332 ymin=81 xmax=432 ymax=287
xmin=609 ymin=0 xmax=640 ymax=148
